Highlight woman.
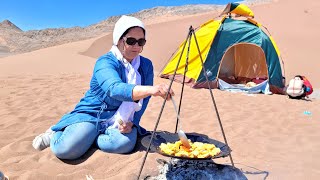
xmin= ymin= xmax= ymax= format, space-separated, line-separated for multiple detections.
xmin=32 ymin=15 xmax=174 ymax=160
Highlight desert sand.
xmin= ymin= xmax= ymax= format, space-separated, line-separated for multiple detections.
xmin=0 ymin=0 xmax=319 ymax=179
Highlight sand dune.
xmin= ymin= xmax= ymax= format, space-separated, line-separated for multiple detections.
xmin=0 ymin=0 xmax=319 ymax=179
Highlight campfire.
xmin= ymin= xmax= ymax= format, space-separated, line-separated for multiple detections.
xmin=146 ymin=158 xmax=247 ymax=180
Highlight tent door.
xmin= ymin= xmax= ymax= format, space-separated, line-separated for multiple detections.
xmin=217 ymin=43 xmax=268 ymax=84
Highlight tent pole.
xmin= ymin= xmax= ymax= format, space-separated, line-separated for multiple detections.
xmin=191 ymin=27 xmax=235 ymax=168
xmin=137 ymin=28 xmax=193 ymax=180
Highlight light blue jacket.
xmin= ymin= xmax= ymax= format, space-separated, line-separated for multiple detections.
xmin=51 ymin=52 xmax=154 ymax=135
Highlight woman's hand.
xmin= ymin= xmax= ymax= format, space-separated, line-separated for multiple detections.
xmin=150 ymin=83 xmax=175 ymax=100
xmin=119 ymin=121 xmax=133 ymax=134
xmin=132 ymin=83 xmax=175 ymax=101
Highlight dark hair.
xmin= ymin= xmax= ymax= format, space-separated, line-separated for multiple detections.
xmin=120 ymin=26 xmax=145 ymax=40
xmin=294 ymin=75 xmax=303 ymax=79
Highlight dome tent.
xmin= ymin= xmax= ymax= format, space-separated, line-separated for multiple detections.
xmin=160 ymin=3 xmax=285 ymax=94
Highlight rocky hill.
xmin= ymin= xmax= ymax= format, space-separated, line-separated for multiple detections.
xmin=0 ymin=4 xmax=223 ymax=55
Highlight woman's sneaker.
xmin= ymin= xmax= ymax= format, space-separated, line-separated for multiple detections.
xmin=32 ymin=127 xmax=55 ymax=151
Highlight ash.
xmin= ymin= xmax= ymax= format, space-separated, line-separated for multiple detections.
xmin=146 ymin=158 xmax=247 ymax=180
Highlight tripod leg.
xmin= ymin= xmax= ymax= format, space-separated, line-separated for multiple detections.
xmin=175 ymin=26 xmax=193 ymax=133
xmin=191 ymin=28 xmax=235 ymax=168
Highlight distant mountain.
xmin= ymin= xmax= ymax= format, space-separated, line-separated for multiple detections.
xmin=0 ymin=20 xmax=22 ymax=32
xmin=0 ymin=4 xmax=223 ymax=55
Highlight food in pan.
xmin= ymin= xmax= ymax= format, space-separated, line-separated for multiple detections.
xmin=159 ymin=140 xmax=221 ymax=158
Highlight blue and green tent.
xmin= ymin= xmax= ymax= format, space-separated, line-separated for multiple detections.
xmin=160 ymin=4 xmax=285 ymax=94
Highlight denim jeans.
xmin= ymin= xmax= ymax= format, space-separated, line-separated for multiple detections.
xmin=50 ymin=122 xmax=137 ymax=160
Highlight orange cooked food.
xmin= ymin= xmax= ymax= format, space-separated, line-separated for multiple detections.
xmin=159 ymin=140 xmax=221 ymax=158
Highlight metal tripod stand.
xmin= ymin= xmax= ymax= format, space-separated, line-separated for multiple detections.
xmin=137 ymin=26 xmax=234 ymax=179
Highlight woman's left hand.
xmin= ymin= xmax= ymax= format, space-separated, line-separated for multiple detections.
xmin=119 ymin=121 xmax=133 ymax=134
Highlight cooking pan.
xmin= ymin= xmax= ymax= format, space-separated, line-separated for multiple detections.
xmin=141 ymin=131 xmax=231 ymax=160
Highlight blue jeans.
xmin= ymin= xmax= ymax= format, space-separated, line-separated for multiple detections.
xmin=50 ymin=122 xmax=137 ymax=160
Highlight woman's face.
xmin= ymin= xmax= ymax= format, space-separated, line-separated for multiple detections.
xmin=118 ymin=27 xmax=145 ymax=62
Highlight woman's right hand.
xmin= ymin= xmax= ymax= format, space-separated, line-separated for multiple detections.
xmin=132 ymin=83 xmax=175 ymax=101
xmin=150 ymin=83 xmax=175 ymax=100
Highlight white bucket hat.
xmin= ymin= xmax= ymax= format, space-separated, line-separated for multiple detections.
xmin=113 ymin=15 xmax=145 ymax=45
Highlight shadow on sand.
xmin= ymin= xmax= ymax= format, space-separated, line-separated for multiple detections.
xmin=59 ymin=148 xmax=98 ymax=165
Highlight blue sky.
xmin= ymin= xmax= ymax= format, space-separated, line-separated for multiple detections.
xmin=0 ymin=0 xmax=236 ymax=31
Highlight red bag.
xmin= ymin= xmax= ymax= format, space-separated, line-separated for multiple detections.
xmin=302 ymin=76 xmax=313 ymax=95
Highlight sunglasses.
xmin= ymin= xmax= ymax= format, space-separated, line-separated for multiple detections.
xmin=123 ymin=37 xmax=146 ymax=46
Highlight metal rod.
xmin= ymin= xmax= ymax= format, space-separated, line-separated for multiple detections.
xmin=191 ymin=28 xmax=235 ymax=167
xmin=175 ymin=28 xmax=192 ymax=133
